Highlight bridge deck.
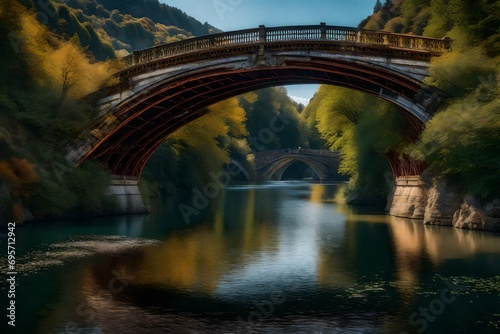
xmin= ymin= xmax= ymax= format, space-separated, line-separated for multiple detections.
xmin=121 ymin=24 xmax=450 ymax=73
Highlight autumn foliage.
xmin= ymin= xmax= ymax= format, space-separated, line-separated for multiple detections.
xmin=0 ymin=159 xmax=39 ymax=222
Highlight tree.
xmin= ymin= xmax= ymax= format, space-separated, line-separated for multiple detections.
xmin=374 ymin=0 xmax=383 ymax=13
xmin=307 ymin=85 xmax=408 ymax=202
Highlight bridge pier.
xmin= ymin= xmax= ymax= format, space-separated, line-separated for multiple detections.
xmin=388 ymin=176 xmax=426 ymax=219
xmin=387 ymin=175 xmax=482 ymax=228
xmin=108 ymin=177 xmax=150 ymax=214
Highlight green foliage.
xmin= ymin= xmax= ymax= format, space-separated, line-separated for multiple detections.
xmin=358 ymin=0 xmax=499 ymax=198
xmin=25 ymin=160 xmax=117 ymax=218
xmin=140 ymin=143 xmax=178 ymax=198
xmin=425 ymin=44 xmax=496 ymax=98
xmin=96 ymin=0 xmax=219 ymax=36
xmin=410 ymin=61 xmax=500 ymax=197
xmin=65 ymin=161 xmax=117 ymax=212
xmin=243 ymin=87 xmax=310 ymax=150
xmin=400 ymin=0 xmax=430 ymax=34
xmin=0 ymin=158 xmax=39 ymax=221
xmin=359 ymin=0 xmax=402 ymax=31
xmin=384 ymin=17 xmax=406 ymax=33
xmin=423 ymin=0 xmax=453 ymax=37
xmin=25 ymin=175 xmax=77 ymax=218
xmin=308 ymin=85 xmax=408 ymax=201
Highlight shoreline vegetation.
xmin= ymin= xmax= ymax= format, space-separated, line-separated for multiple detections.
xmin=0 ymin=0 xmax=498 ymax=230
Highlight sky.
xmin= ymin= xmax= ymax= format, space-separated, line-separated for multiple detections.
xmin=160 ymin=0 xmax=377 ymax=104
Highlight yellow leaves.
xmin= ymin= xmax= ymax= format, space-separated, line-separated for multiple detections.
xmin=16 ymin=10 xmax=117 ymax=100
xmin=231 ymin=138 xmax=252 ymax=156
xmin=47 ymin=43 xmax=114 ymax=99
xmin=425 ymin=40 xmax=496 ymax=97
xmin=172 ymin=97 xmax=247 ymax=144
xmin=313 ymin=85 xmax=357 ymax=146
xmin=241 ymin=92 xmax=258 ymax=104
xmin=20 ymin=13 xmax=46 ymax=47
xmin=170 ymin=97 xmax=248 ymax=172
xmin=214 ymin=98 xmax=248 ymax=138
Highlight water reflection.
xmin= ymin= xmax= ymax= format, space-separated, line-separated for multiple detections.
xmin=7 ymin=182 xmax=500 ymax=334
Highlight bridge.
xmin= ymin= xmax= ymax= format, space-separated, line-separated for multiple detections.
xmin=252 ymin=149 xmax=342 ymax=181
xmin=61 ymin=24 xmax=451 ymax=213
xmin=229 ymin=149 xmax=342 ymax=181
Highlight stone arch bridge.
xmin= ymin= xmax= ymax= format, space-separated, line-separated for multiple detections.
xmin=61 ymin=24 xmax=451 ymax=212
xmin=241 ymin=149 xmax=342 ymax=181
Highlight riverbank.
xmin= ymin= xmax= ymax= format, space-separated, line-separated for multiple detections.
xmin=388 ymin=174 xmax=500 ymax=232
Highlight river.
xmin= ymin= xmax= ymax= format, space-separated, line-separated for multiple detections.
xmin=2 ymin=182 xmax=499 ymax=333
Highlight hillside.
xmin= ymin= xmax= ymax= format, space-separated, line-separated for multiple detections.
xmin=25 ymin=0 xmax=221 ymax=60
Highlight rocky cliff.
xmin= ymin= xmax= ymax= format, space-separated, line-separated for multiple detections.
xmin=389 ymin=174 xmax=500 ymax=231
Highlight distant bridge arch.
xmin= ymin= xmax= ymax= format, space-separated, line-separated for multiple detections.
xmin=64 ymin=24 xmax=450 ymax=179
xmin=254 ymin=149 xmax=342 ymax=181
xmin=264 ymin=157 xmax=329 ymax=181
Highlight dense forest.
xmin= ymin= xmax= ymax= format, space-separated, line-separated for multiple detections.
xmin=0 ymin=0 xmax=312 ymax=222
xmin=304 ymin=0 xmax=500 ymax=202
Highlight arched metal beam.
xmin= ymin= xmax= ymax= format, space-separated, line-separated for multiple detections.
xmin=68 ymin=60 xmax=435 ymax=178
xmin=64 ymin=26 xmax=450 ymax=178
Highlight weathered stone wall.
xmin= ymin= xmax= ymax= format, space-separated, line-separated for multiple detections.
xmin=388 ymin=176 xmax=426 ymax=219
xmin=388 ymin=175 xmax=499 ymax=231
xmin=422 ymin=179 xmax=463 ymax=226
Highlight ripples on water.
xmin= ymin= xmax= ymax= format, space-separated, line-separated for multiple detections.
xmin=0 ymin=236 xmax=159 ymax=278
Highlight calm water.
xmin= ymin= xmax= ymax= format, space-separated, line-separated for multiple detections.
xmin=1 ymin=182 xmax=499 ymax=334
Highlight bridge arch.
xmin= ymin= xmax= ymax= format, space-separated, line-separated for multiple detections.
xmin=263 ymin=156 xmax=330 ymax=181
xmin=65 ymin=24 xmax=450 ymax=179
xmin=254 ymin=149 xmax=341 ymax=181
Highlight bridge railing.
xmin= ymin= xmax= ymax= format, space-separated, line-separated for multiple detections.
xmin=122 ymin=24 xmax=451 ymax=67
xmin=255 ymin=149 xmax=340 ymax=157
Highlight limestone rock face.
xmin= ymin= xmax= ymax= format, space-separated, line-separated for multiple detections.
xmin=387 ymin=175 xmax=499 ymax=232
xmin=453 ymin=198 xmax=500 ymax=231
xmin=423 ymin=180 xmax=463 ymax=226
xmin=388 ymin=176 xmax=426 ymax=219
